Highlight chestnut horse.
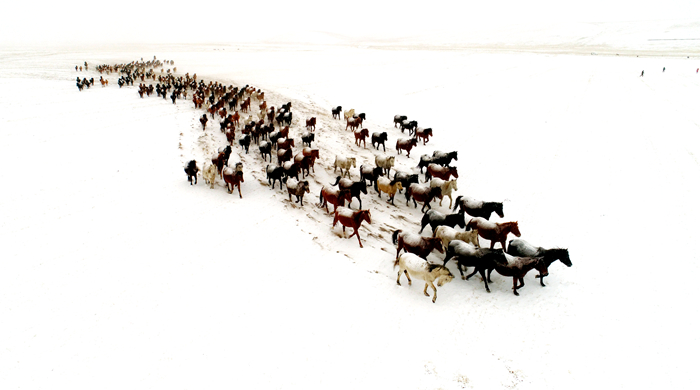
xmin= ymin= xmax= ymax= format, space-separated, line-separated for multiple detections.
xmin=332 ymin=206 xmax=371 ymax=248
xmin=353 ymin=128 xmax=369 ymax=148
xmin=319 ymin=186 xmax=353 ymax=214
xmin=306 ymin=117 xmax=316 ymax=131
xmin=392 ymin=229 xmax=445 ymax=260
xmin=396 ymin=138 xmax=418 ymax=158
xmin=425 ymin=163 xmax=458 ymax=182
xmin=222 ymin=167 xmax=244 ymax=198
xmin=467 ymin=217 xmax=521 ymax=249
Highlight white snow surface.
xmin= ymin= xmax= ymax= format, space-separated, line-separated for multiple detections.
xmin=2 ymin=25 xmax=700 ymax=389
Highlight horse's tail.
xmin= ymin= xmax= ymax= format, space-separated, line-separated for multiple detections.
xmin=329 ymin=176 xmax=341 ymax=186
xmin=453 ymin=195 xmax=463 ymax=212
xmin=391 ymin=229 xmax=402 ymax=245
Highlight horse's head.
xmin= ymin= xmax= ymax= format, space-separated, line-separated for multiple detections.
xmin=357 ymin=180 xmax=368 ymax=194
xmin=553 ymin=248 xmax=572 ymax=267
xmin=350 ymin=157 xmax=357 ymax=168
xmin=429 ymin=237 xmax=445 ymax=253
xmin=510 ymin=222 xmax=522 ymax=237
xmin=362 ymin=210 xmax=371 ymax=224
xmin=494 ymin=202 xmax=505 ymax=218
xmin=448 ymin=180 xmax=458 ymax=191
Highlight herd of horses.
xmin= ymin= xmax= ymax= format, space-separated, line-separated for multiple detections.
xmin=81 ymin=58 xmax=571 ymax=303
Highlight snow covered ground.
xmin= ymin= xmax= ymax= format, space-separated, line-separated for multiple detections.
xmin=2 ymin=25 xmax=700 ymax=389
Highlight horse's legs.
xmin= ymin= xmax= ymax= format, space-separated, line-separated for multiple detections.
xmin=355 ymin=229 xmax=363 ymax=248
xmin=404 ymin=270 xmax=412 ymax=285
xmin=465 ymin=267 xmax=479 ymax=281
xmin=480 ymin=269 xmax=491 ymax=292
xmin=512 ymin=278 xmax=520 ymax=296
xmin=490 ymin=240 xmax=496 ymax=249
xmin=486 ymin=268 xmax=494 ymax=283
xmin=237 ymin=184 xmax=242 ymax=198
xmin=537 ymin=274 xmax=547 ymax=287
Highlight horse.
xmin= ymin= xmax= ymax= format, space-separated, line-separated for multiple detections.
xmin=434 ymin=226 xmax=480 ymax=251
xmin=239 ymin=134 xmax=251 ymax=154
xmin=277 ymin=148 xmax=293 ymax=166
xmin=432 ymin=150 xmax=458 ymax=166
xmin=507 ymin=239 xmax=571 ymax=287
xmin=282 ymin=161 xmax=300 ymax=181
xmin=184 ymin=160 xmax=198 ymax=185
xmin=373 ymin=171 xmax=404 ymax=201
xmin=406 ymin=184 xmax=442 ymax=212
xmin=443 ymin=240 xmax=508 ymax=292
xmin=332 ymin=206 xmax=371 ymax=248
xmin=393 ymin=171 xmax=419 ymax=194
xmin=277 ymin=137 xmax=295 ymax=150
xmin=429 ymin=178 xmax=458 ymax=209
xmin=285 ymin=179 xmax=310 ymax=206
xmin=346 ymin=117 xmax=361 ymax=131
xmin=301 ymin=132 xmax=315 ymax=147
xmin=375 ymin=155 xmax=395 ymax=177
xmin=222 ymin=167 xmax=244 ymax=198
xmin=353 ymin=128 xmax=370 ymax=148
xmin=392 ymin=229 xmax=445 ymax=260
xmin=359 ymin=165 xmax=385 ymax=192
xmin=396 ymin=138 xmax=418 ymax=158
xmin=467 ymin=217 xmax=521 ymax=250
xmin=332 ymin=106 xmax=342 ymax=119
xmin=330 ymin=176 xmax=368 ymax=209
xmin=343 ymin=109 xmax=356 ymax=121
xmin=305 ymin=117 xmax=316 ymax=131
xmin=199 ymin=114 xmax=208 ymax=130
xmin=419 ymin=209 xmax=467 ymax=234
xmin=400 ymin=119 xmax=418 ymax=134
xmin=425 ymin=163 xmax=458 ymax=182
xmin=491 ymin=253 xmax=549 ymax=296
xmin=395 ymin=252 xmax=453 ymax=303
xmin=371 ymin=132 xmax=388 ymax=152
xmin=414 ymin=127 xmax=433 ymax=145
xmin=453 ymin=196 xmax=504 ymax=220
xmin=202 ymin=163 xmax=217 ymax=189
xmin=266 ymin=165 xmax=286 ymax=189
xmin=259 ymin=141 xmax=272 ymax=162
xmin=393 ymin=115 xmax=407 ymax=128
xmin=319 ymin=186 xmax=352 ymax=214
xmin=333 ymin=156 xmax=356 ymax=178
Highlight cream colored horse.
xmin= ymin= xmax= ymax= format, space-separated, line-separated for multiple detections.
xmin=395 ymin=252 xmax=454 ymax=303
xmin=429 ymin=178 xmax=458 ymax=209
xmin=434 ymin=225 xmax=480 ymax=250
xmin=333 ymin=156 xmax=356 ymax=178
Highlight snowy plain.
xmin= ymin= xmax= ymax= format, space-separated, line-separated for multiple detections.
xmin=2 ymin=21 xmax=700 ymax=390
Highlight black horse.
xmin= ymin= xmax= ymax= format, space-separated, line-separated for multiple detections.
xmin=417 ymin=154 xmax=437 ymax=173
xmin=259 ymin=141 xmax=272 ymax=162
xmin=301 ymin=132 xmax=315 ymax=147
xmin=506 ymin=239 xmax=572 ymax=286
xmin=330 ymin=176 xmax=368 ymax=209
xmin=419 ymin=209 xmax=467 ymax=234
xmin=184 ymin=160 xmax=198 ymax=185
xmin=371 ymin=132 xmax=388 ymax=152
xmin=443 ymin=241 xmax=508 ymax=292
xmin=266 ymin=165 xmax=286 ymax=189
xmin=239 ymin=134 xmax=250 ymax=154
xmin=332 ymin=106 xmax=342 ymax=119
xmin=453 ymin=195 xmax=504 ymax=220
xmin=359 ymin=165 xmax=385 ymax=192
xmin=393 ymin=171 xmax=419 ymax=194
xmin=432 ymin=150 xmax=458 ymax=166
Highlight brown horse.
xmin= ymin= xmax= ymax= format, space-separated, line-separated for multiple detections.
xmin=392 ymin=229 xmax=444 ymax=260
xmin=277 ymin=137 xmax=295 ymax=150
xmin=306 ymin=117 xmax=316 ymax=131
xmin=222 ymin=167 xmax=244 ymax=198
xmin=491 ymin=254 xmax=548 ymax=296
xmin=467 ymin=217 xmax=521 ymax=249
xmin=405 ymin=183 xmax=442 ymax=212
xmin=332 ymin=207 xmax=371 ymax=248
xmin=346 ymin=117 xmax=361 ymax=131
xmin=425 ymin=163 xmax=458 ymax=181
xmin=319 ymin=186 xmax=353 ymax=214
xmin=414 ymin=127 xmax=433 ymax=144
xmin=277 ymin=148 xmax=293 ymax=166
xmin=286 ymin=179 xmax=310 ymax=206
xmin=353 ymin=128 xmax=370 ymax=148
xmin=396 ymin=138 xmax=418 ymax=158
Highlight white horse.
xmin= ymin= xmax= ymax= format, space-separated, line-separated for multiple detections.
xmin=343 ymin=108 xmax=356 ymax=120
xmin=203 ymin=163 xmax=218 ymax=189
xmin=333 ymin=156 xmax=356 ymax=178
xmin=429 ymin=178 xmax=458 ymax=209
xmin=395 ymin=252 xmax=454 ymax=303
xmin=375 ymin=154 xmax=395 ymax=176
xmin=434 ymin=225 xmax=480 ymax=250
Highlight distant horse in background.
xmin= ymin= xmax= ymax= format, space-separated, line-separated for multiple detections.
xmin=332 ymin=106 xmax=342 ymax=119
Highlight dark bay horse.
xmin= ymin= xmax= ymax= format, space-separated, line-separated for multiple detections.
xmin=332 ymin=207 xmax=371 ymax=248
xmin=507 ymin=239 xmax=571 ymax=286
xmin=443 ymin=240 xmax=508 ymax=292
xmin=467 ymin=217 xmax=521 ymax=250
xmin=330 ymin=176 xmax=368 ymax=209
xmin=405 ymin=184 xmax=442 ymax=212
xmin=392 ymin=229 xmax=444 ymax=260
xmin=184 ymin=160 xmax=198 ymax=185
xmin=490 ymin=253 xmax=549 ymax=296
xmin=418 ymin=209 xmax=466 ymax=234
xmin=396 ymin=138 xmax=418 ymax=158
xmin=286 ymin=179 xmax=310 ymax=206
xmin=453 ymin=195 xmax=504 ymax=220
